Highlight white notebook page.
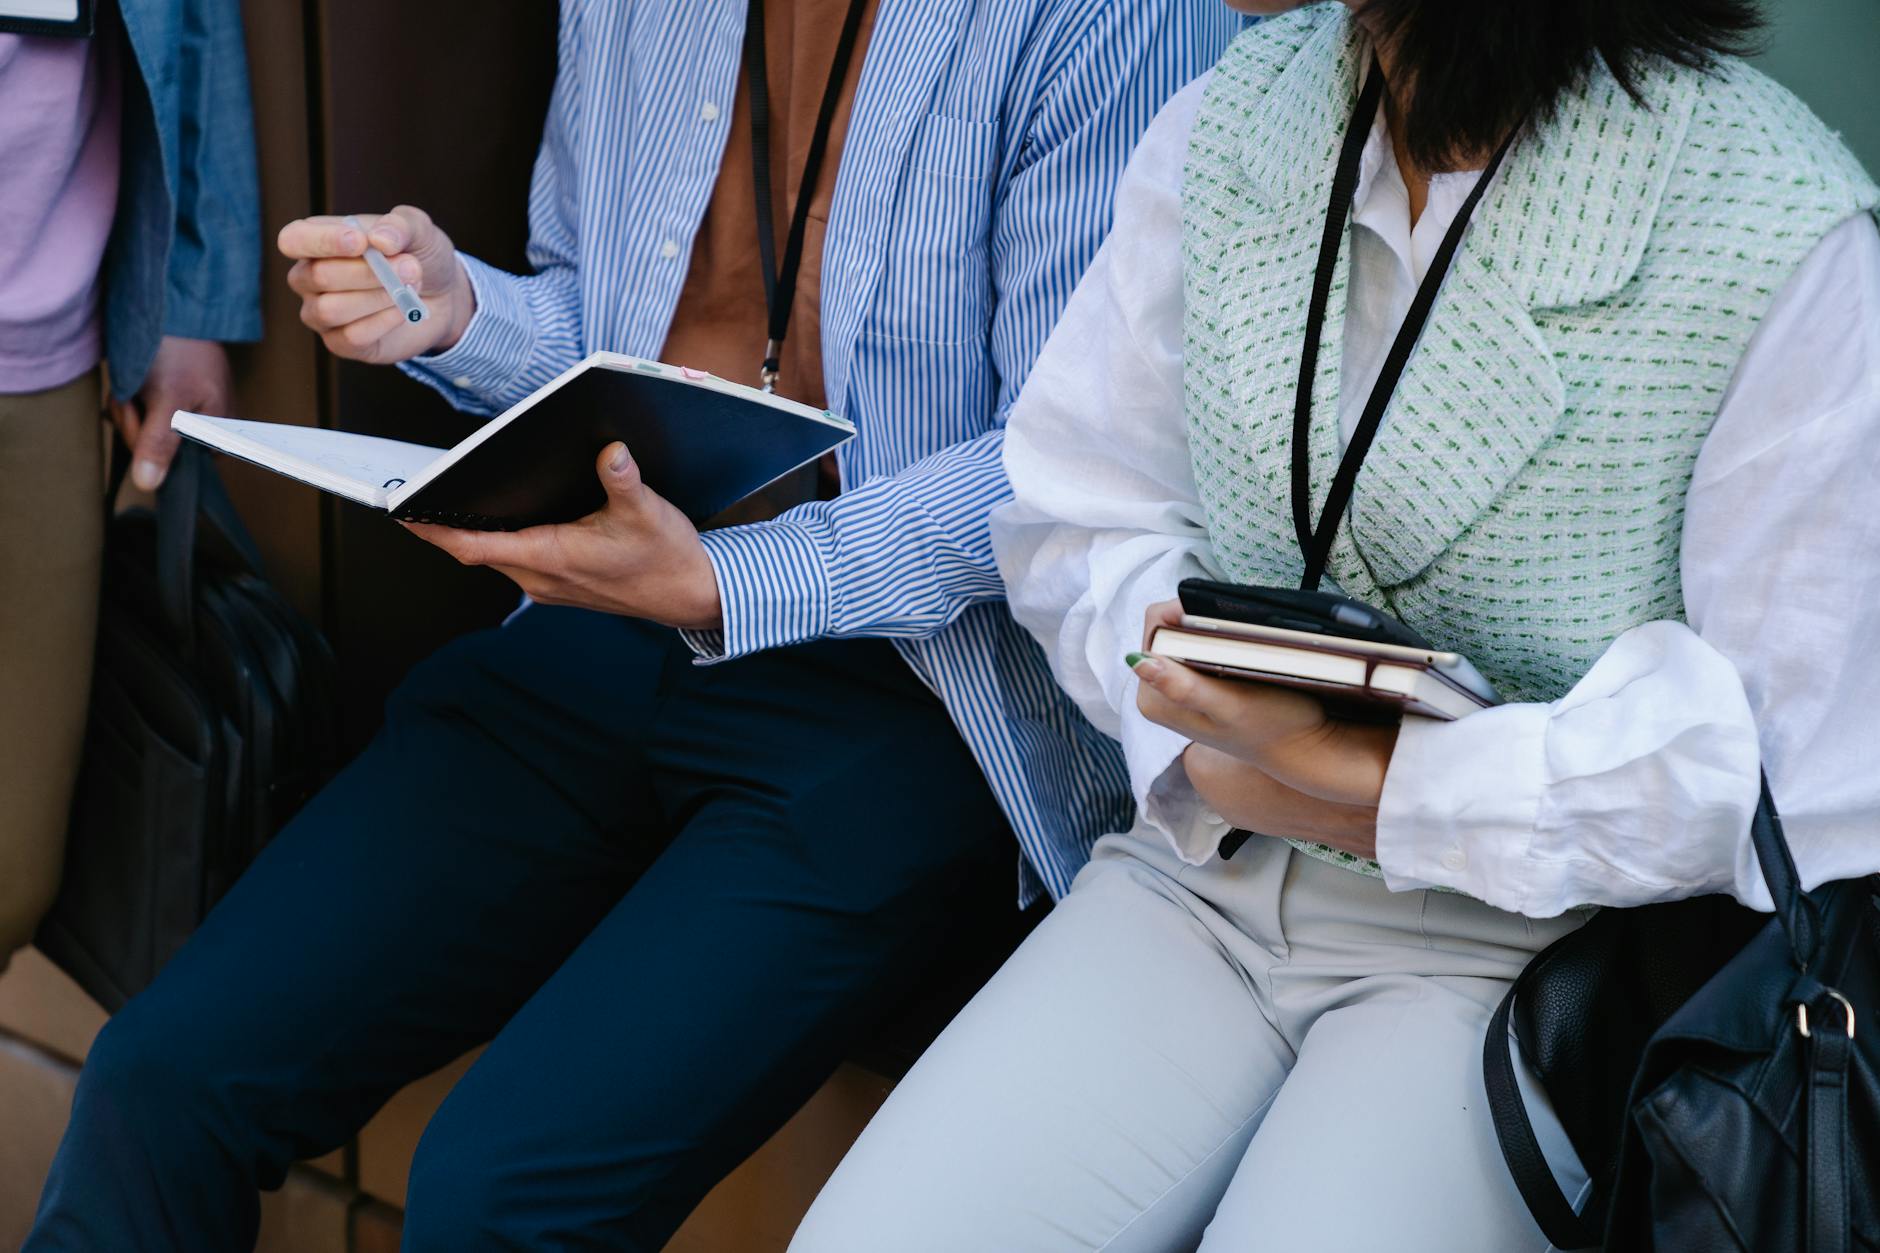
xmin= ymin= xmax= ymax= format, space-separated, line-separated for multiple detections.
xmin=172 ymin=415 xmax=446 ymax=509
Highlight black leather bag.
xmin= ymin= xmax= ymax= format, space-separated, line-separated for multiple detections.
xmin=38 ymin=443 xmax=340 ymax=1011
xmin=1485 ymin=778 xmax=1878 ymax=1251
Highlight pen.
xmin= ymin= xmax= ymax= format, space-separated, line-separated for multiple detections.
xmin=345 ymin=215 xmax=430 ymax=326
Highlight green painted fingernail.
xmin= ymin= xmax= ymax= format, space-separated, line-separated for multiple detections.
xmin=1125 ymin=652 xmax=1147 ymax=668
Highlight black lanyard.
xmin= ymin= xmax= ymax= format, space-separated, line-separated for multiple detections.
xmin=742 ymin=0 xmax=869 ymax=393
xmin=1290 ymin=60 xmax=1522 ymax=591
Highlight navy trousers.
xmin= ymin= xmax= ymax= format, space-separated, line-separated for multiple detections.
xmin=27 ymin=606 xmax=1011 ymax=1252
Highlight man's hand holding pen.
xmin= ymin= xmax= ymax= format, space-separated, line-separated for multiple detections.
xmin=280 ymin=206 xmax=474 ymax=365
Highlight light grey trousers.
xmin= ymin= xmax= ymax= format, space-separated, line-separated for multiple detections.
xmin=791 ymin=830 xmax=1591 ymax=1252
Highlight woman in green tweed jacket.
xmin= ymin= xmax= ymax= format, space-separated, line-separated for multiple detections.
xmin=790 ymin=0 xmax=1880 ymax=1249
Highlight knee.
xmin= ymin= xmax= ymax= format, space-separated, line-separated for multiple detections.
xmin=82 ymin=1000 xmax=177 ymax=1098
xmin=72 ymin=997 xmax=214 ymax=1133
xmin=402 ymin=1103 xmax=523 ymax=1253
xmin=786 ymin=1153 xmax=912 ymax=1253
xmin=382 ymin=631 xmax=495 ymax=725
xmin=787 ymin=1192 xmax=878 ymax=1253
xmin=401 ymin=1164 xmax=489 ymax=1252
xmin=404 ymin=1085 xmax=677 ymax=1253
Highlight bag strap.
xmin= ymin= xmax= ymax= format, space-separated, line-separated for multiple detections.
xmin=155 ymin=443 xmax=270 ymax=649
xmin=1484 ymin=965 xmax=1601 ymax=1250
xmin=1748 ymin=773 xmax=1824 ymax=970
xmin=1760 ymin=770 xmax=1853 ymax=1253
xmin=197 ymin=449 xmax=269 ymax=577
xmin=1806 ymin=1026 xmax=1852 ymax=1253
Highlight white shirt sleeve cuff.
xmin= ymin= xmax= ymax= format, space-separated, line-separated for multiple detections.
xmin=1375 ymin=703 xmax=1548 ymax=911
xmin=1121 ymin=679 xmax=1229 ymax=866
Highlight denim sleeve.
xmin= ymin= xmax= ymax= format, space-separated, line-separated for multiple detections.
xmin=159 ymin=0 xmax=263 ymax=345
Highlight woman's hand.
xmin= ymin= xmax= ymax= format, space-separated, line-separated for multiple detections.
xmin=403 ymin=442 xmax=723 ymax=630
xmin=1129 ymin=600 xmax=1398 ymax=808
xmin=1183 ymin=743 xmax=1378 ymax=859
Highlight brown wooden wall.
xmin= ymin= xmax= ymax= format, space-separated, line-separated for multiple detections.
xmin=227 ymin=0 xmax=559 ymax=747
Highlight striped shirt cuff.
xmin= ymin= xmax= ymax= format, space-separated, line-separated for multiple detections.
xmin=400 ymin=253 xmax=540 ymax=416
xmin=682 ymin=520 xmax=835 ymax=663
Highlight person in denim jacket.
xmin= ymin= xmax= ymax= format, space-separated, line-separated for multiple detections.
xmin=0 ymin=0 xmax=259 ymax=962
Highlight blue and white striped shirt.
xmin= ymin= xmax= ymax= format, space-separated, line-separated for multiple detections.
xmin=405 ymin=0 xmax=1245 ymax=902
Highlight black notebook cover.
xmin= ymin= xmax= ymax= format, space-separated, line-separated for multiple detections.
xmin=391 ymin=363 xmax=850 ymax=530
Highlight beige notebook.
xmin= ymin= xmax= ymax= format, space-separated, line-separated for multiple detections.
xmin=1148 ymin=615 xmax=1500 ymax=721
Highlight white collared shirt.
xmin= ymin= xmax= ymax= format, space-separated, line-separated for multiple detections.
xmin=991 ymin=75 xmax=1880 ymax=916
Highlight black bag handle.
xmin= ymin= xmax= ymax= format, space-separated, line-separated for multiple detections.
xmin=1484 ymin=954 xmax=1603 ymax=1249
xmin=1753 ymin=781 xmax=1852 ymax=1253
xmin=1748 ymin=772 xmax=1822 ymax=971
xmin=153 ymin=442 xmax=270 ymax=650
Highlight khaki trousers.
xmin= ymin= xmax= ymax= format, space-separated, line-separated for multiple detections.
xmin=0 ymin=372 xmax=105 ymax=962
xmin=792 ymin=830 xmax=1593 ymax=1253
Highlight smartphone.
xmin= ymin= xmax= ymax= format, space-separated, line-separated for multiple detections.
xmin=1176 ymin=580 xmax=1435 ymax=650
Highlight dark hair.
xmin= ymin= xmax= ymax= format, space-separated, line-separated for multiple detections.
xmin=1354 ymin=0 xmax=1764 ymax=170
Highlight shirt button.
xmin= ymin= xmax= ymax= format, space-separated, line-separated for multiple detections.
xmin=700 ymin=100 xmax=720 ymax=122
xmin=452 ymin=375 xmax=473 ymax=388
xmin=1200 ymin=808 xmax=1226 ymax=827
xmin=1440 ymin=848 xmax=1468 ymax=873
xmin=659 ymin=239 xmax=680 ymax=260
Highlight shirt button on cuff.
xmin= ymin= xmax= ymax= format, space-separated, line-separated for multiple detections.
xmin=1440 ymin=848 xmax=1468 ymax=873
xmin=700 ymin=101 xmax=720 ymax=122
xmin=452 ymin=375 xmax=473 ymax=388
xmin=659 ymin=239 xmax=680 ymax=260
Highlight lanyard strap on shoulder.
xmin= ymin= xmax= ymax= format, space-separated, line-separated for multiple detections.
xmin=742 ymin=0 xmax=869 ymax=392
xmin=1291 ymin=59 xmax=1522 ymax=591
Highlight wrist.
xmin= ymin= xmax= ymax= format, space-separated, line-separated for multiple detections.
xmin=433 ymin=256 xmax=477 ymax=353
xmin=670 ymin=566 xmax=724 ymax=633
xmin=1256 ymin=718 xmax=1398 ymax=807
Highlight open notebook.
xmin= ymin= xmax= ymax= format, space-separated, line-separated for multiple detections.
xmin=173 ymin=352 xmax=855 ymax=530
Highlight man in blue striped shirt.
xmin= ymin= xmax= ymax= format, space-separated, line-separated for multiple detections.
xmin=30 ymin=1 xmax=1243 ymax=1248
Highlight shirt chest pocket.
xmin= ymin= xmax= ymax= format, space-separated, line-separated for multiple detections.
xmin=867 ymin=112 xmax=1000 ymax=345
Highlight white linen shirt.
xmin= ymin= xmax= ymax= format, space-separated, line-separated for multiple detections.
xmin=992 ymin=74 xmax=1880 ymax=917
